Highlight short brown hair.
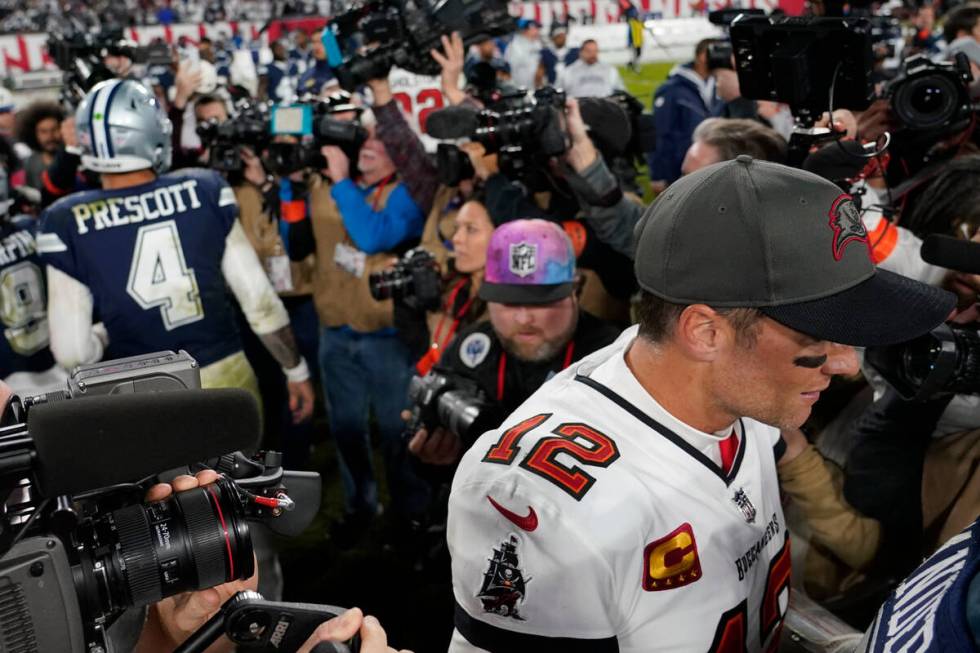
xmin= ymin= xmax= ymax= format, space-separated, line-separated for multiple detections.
xmin=692 ymin=118 xmax=787 ymax=164
xmin=634 ymin=290 xmax=763 ymax=348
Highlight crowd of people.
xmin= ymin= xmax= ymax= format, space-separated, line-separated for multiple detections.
xmin=0 ymin=0 xmax=978 ymax=651
xmin=0 ymin=0 xmax=331 ymax=33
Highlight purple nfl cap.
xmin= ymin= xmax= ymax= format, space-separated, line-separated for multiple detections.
xmin=479 ymin=219 xmax=576 ymax=305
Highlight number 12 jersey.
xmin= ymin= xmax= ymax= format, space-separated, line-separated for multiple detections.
xmin=448 ymin=326 xmax=791 ymax=653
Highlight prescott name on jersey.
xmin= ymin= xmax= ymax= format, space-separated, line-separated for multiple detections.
xmin=65 ymin=179 xmax=207 ymax=235
xmin=37 ymin=169 xmax=245 ymax=367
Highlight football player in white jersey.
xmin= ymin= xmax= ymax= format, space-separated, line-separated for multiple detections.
xmin=447 ymin=157 xmax=957 ymax=652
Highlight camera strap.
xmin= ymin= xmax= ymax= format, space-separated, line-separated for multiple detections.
xmin=496 ymin=340 xmax=576 ymax=401
xmin=370 ymin=173 xmax=395 ymax=211
xmin=416 ymin=278 xmax=478 ymax=376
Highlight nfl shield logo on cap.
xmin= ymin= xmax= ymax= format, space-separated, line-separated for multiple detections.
xmin=509 ymin=242 xmax=538 ymax=278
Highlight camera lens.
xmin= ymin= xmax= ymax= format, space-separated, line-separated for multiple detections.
xmin=910 ymin=85 xmax=944 ymax=115
xmin=893 ymin=74 xmax=959 ymax=130
xmin=77 ymin=478 xmax=253 ymax=615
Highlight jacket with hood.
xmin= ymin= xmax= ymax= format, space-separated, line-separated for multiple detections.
xmin=648 ymin=62 xmax=721 ymax=183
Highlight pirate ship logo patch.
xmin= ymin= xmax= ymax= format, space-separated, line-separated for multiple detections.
xmin=732 ymin=488 xmax=757 ymax=524
xmin=478 ymin=535 xmax=531 ymax=620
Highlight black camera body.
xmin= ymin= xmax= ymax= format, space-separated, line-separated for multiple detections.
xmin=0 ymin=352 xmax=320 ymax=652
xmin=48 ymin=24 xmax=171 ymax=108
xmin=731 ymin=15 xmax=875 ymax=121
xmin=406 ymin=372 xmax=498 ymax=448
xmin=866 ymin=322 xmax=980 ymax=401
xmin=266 ymin=112 xmax=369 ymax=176
xmin=886 ymin=53 xmax=975 ymax=136
xmin=436 ymin=143 xmax=476 ymax=187
xmin=327 ymin=0 xmax=516 ymax=92
xmin=197 ymin=101 xmax=273 ymax=173
xmin=369 ymin=248 xmax=443 ymax=311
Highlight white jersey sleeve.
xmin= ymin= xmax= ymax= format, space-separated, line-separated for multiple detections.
xmin=221 ymin=220 xmax=290 ymax=336
xmin=449 ymin=431 xmax=626 ymax=651
xmin=45 ymin=265 xmax=106 ymax=369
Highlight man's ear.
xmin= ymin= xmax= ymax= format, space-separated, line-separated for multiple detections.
xmin=674 ymin=304 xmax=731 ymax=362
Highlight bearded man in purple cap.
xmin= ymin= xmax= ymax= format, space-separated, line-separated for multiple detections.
xmin=408 ymin=219 xmax=619 ymax=465
xmin=445 ymin=157 xmax=957 ymax=652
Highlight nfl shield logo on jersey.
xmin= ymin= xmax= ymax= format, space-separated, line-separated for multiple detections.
xmin=477 ymin=535 xmax=531 ymax=620
xmin=509 ymin=243 xmax=537 ymax=278
xmin=732 ymin=488 xmax=757 ymax=524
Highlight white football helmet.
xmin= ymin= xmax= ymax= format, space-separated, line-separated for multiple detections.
xmin=75 ymin=79 xmax=173 ymax=175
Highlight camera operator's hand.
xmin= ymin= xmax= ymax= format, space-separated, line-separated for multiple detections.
xmin=288 ymin=378 xmax=315 ymax=424
xmin=298 ymin=607 xmax=411 ymax=653
xmin=856 ymin=99 xmax=896 ymax=144
xmin=814 ymin=109 xmax=858 ymax=139
xmin=563 ymin=98 xmax=598 ymax=173
xmin=61 ymin=116 xmax=78 ymax=149
xmin=240 ymin=147 xmax=269 ymax=188
xmin=408 ymin=426 xmax=462 ymax=466
xmin=367 ymin=77 xmax=394 ymax=107
xmin=173 ymin=59 xmax=204 ymax=111
xmin=461 ymin=141 xmax=498 ymax=181
xmin=713 ymin=68 xmax=741 ymax=103
xmin=136 ymin=471 xmax=259 ymax=653
xmin=0 ymin=380 xmax=12 ymax=417
xmin=430 ymin=32 xmax=466 ymax=106
xmin=322 ymin=145 xmax=351 ymax=184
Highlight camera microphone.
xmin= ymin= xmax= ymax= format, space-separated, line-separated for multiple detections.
xmin=425 ymin=105 xmax=480 ymax=139
xmin=28 ymin=389 xmax=261 ymax=496
xmin=921 ymin=234 xmax=980 ymax=276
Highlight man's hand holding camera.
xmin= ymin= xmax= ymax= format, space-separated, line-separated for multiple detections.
xmin=562 ymin=98 xmax=598 ymax=173
xmin=136 ymin=471 xmax=259 ymax=653
xmin=407 ymin=420 xmax=463 ymax=466
xmin=322 ymin=145 xmax=352 ymax=183
xmin=297 ymin=607 xmax=413 ymax=653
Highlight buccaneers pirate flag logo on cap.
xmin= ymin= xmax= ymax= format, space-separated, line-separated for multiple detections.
xmin=828 ymin=195 xmax=871 ymax=262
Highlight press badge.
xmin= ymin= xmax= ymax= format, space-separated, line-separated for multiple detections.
xmin=333 ymin=242 xmax=367 ymax=278
xmin=265 ymin=254 xmax=294 ymax=292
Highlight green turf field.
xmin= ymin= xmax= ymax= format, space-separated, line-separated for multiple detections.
xmin=619 ymin=61 xmax=674 ymax=109
xmin=619 ymin=61 xmax=675 ymax=202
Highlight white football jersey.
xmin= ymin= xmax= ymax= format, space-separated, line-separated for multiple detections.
xmin=448 ymin=326 xmax=791 ymax=653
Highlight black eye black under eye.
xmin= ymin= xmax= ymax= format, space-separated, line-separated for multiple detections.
xmin=793 ymin=355 xmax=828 ymax=369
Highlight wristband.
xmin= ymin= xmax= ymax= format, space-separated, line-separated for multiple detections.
xmin=283 ymin=358 xmax=310 ymax=383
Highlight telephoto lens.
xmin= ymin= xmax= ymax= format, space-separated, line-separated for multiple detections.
xmin=73 ymin=477 xmax=254 ymax=617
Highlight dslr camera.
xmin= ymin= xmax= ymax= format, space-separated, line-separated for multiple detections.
xmin=406 ymin=371 xmax=498 ymax=449
xmin=324 ymin=0 xmax=516 ymax=92
xmin=369 ymin=248 xmax=442 ymax=311
xmin=866 ymin=322 xmax=979 ymax=401
xmin=866 ymin=236 xmax=980 ymax=401
xmin=0 ymin=351 xmax=322 ymax=652
xmin=886 ymin=53 xmax=975 ymax=136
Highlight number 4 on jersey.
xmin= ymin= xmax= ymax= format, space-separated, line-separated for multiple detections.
xmin=126 ymin=221 xmax=204 ymax=330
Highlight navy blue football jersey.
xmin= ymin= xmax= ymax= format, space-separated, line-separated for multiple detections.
xmin=0 ymin=215 xmax=55 ymax=378
xmin=37 ymin=169 xmax=242 ymax=366
xmin=864 ymin=517 xmax=980 ymax=653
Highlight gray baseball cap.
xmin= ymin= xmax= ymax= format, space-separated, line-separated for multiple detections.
xmin=633 ymin=156 xmax=956 ymax=346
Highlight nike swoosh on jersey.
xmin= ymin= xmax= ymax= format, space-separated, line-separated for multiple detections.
xmin=487 ymin=495 xmax=538 ymax=532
